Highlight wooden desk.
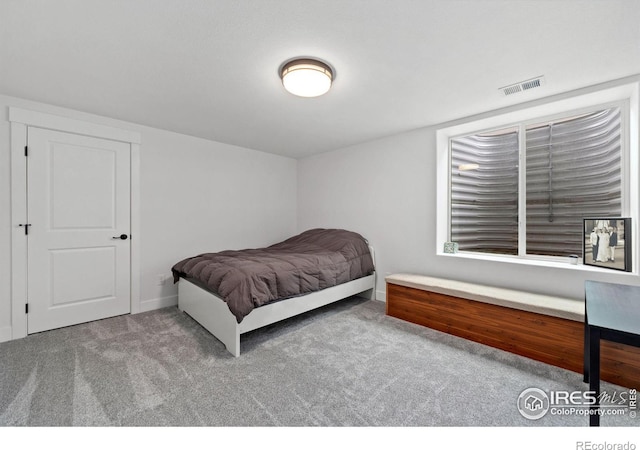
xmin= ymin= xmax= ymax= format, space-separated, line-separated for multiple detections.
xmin=584 ymin=280 xmax=640 ymax=426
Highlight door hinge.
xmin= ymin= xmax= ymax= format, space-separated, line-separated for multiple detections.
xmin=25 ymin=303 xmax=29 ymax=314
xmin=18 ymin=223 xmax=32 ymax=235
xmin=24 ymin=145 xmax=28 ymax=157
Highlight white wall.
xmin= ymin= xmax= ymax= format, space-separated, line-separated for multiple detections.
xmin=297 ymin=128 xmax=433 ymax=301
xmin=137 ymin=125 xmax=297 ymax=311
xmin=0 ymin=95 xmax=297 ymax=341
xmin=298 ymin=79 xmax=640 ymax=301
xmin=4 ymin=76 xmax=639 ymax=341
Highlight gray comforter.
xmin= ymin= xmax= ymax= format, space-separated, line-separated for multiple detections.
xmin=171 ymin=229 xmax=375 ymax=323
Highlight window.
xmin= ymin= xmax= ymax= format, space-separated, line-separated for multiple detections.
xmin=436 ymin=81 xmax=640 ymax=265
xmin=450 ymin=127 xmax=520 ymax=255
xmin=525 ymin=108 xmax=622 ymax=257
xmin=449 ymin=107 xmax=623 ymax=258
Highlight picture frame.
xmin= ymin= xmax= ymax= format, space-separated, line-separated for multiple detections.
xmin=583 ymin=218 xmax=631 ymax=272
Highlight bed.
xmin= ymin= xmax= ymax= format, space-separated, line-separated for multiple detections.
xmin=171 ymin=228 xmax=376 ymax=356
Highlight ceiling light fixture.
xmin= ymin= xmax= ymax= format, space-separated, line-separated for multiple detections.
xmin=280 ymin=58 xmax=334 ymax=97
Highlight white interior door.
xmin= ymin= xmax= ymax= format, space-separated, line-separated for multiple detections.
xmin=26 ymin=127 xmax=131 ymax=334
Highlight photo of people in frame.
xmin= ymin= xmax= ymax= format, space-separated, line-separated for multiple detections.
xmin=583 ymin=218 xmax=632 ymax=272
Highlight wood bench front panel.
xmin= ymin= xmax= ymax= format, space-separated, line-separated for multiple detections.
xmin=386 ymin=282 xmax=640 ymax=389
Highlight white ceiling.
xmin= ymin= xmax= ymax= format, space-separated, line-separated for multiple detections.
xmin=1 ymin=0 xmax=640 ymax=158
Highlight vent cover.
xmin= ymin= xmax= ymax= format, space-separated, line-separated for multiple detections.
xmin=500 ymin=76 xmax=545 ymax=96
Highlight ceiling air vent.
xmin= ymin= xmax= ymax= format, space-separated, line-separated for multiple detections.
xmin=500 ymin=76 xmax=545 ymax=96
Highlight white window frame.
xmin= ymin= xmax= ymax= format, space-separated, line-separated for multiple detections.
xmin=436 ymin=81 xmax=639 ymax=271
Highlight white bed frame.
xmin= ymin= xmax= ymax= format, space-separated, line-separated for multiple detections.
xmin=178 ymin=246 xmax=376 ymax=357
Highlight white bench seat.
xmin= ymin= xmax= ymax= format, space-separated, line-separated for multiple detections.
xmin=385 ymin=274 xmax=584 ymax=322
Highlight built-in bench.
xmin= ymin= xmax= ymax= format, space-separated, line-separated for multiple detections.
xmin=386 ymin=274 xmax=640 ymax=389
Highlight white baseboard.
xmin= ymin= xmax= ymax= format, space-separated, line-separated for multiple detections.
xmin=0 ymin=326 xmax=13 ymax=343
xmin=138 ymin=295 xmax=178 ymax=313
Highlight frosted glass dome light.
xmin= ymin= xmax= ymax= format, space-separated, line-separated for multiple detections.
xmin=280 ymin=59 xmax=333 ymax=97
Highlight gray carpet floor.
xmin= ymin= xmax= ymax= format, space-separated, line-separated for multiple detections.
xmin=0 ymin=297 xmax=637 ymax=427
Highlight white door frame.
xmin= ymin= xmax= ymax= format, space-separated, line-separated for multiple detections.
xmin=9 ymin=107 xmax=141 ymax=339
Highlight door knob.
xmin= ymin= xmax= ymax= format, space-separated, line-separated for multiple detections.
xmin=112 ymin=234 xmax=128 ymax=240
